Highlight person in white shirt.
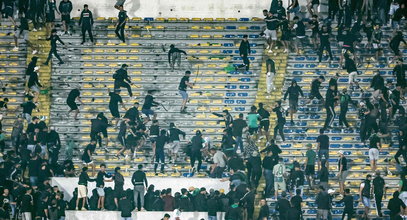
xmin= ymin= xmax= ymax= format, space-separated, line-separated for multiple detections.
xmin=210 ymin=148 xmax=226 ymax=178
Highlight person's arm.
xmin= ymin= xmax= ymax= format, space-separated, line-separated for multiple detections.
xmin=121 ymin=101 xmax=127 ymax=111
xmin=395 ymin=149 xmax=402 ymax=164
xmin=36 ymin=75 xmax=43 ymax=87
xmin=283 ymin=89 xmax=289 ymax=101
xmin=76 ymin=96 xmax=84 ymax=105
xmin=299 ymin=86 xmax=304 ymax=97
xmin=56 ymin=132 xmax=61 ymax=147
xmin=79 ymin=11 xmax=83 ymax=26
xmin=359 ymin=184 xmax=364 ymax=202
xmin=68 ymin=2 xmax=73 ymax=13
xmin=179 ymin=49 xmax=187 ymax=55
xmin=248 ymin=42 xmax=251 ymax=55
xmin=144 ymin=173 xmax=148 ymax=187
xmin=56 ymin=36 xmax=65 ymax=45
xmin=44 ymin=206 xmax=49 ymax=219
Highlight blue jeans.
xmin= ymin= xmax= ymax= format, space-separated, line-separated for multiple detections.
xmin=208 ymin=216 xmax=217 ymax=220
xmin=264 ymin=169 xmax=274 ymax=197
xmin=234 ymin=136 xmax=243 ymax=152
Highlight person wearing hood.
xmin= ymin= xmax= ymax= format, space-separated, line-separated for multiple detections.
xmin=190 ymin=130 xmax=205 ymax=174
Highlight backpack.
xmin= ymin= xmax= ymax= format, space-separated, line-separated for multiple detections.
xmin=113 ymin=72 xmax=118 ymax=79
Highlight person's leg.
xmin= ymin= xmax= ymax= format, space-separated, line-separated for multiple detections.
xmin=120 ymin=82 xmax=132 ymax=97
xmin=318 ymin=44 xmax=324 ymax=62
xmin=375 ymin=193 xmax=383 ymax=216
xmin=44 ymin=50 xmax=53 ymax=64
xmin=278 ymin=122 xmax=285 ymax=141
xmin=53 ymin=50 xmax=63 ymax=63
xmin=190 ymin=151 xmax=196 ymax=169
xmin=115 ymin=25 xmax=121 ymax=39
xmin=133 ymin=186 xmax=139 ymax=210
xmin=87 ymin=28 xmax=94 ymax=43
xmin=197 ymin=152 xmax=202 ymax=172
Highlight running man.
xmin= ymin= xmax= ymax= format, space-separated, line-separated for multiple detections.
xmin=178 ymin=71 xmax=194 ymax=113
xmin=168 ymin=44 xmax=187 ymax=71
xmin=66 ymin=87 xmax=84 ymax=120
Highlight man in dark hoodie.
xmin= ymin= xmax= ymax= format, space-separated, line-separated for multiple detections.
xmin=113 ymin=64 xmax=132 ymax=97
xmin=79 ymin=4 xmax=94 ymax=44
xmin=152 ymin=190 xmax=165 ymax=211
xmin=178 ymin=188 xmax=193 ymax=211
xmin=338 ymin=188 xmax=354 ymax=220
xmin=58 ymin=0 xmax=73 ymax=34
xmin=276 ymin=191 xmax=290 ymax=219
xmin=168 ymin=122 xmax=186 ymax=163
xmin=168 ymin=44 xmax=187 ymax=71
xmin=316 ymin=185 xmax=330 ymax=220
xmin=284 ymin=80 xmax=304 ymax=124
xmin=194 ymin=188 xmax=208 ymax=211
xmin=237 ymin=34 xmax=251 ymax=71
xmin=388 ymin=191 xmax=406 ymax=220
xmin=207 ymin=191 xmax=220 ymax=220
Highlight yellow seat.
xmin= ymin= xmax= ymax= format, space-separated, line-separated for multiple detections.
xmin=214 ymin=26 xmax=224 ymax=30
xmin=132 ymin=17 xmax=142 ymax=21
xmin=168 ymin=18 xmax=177 ymax=22
xmin=189 ymin=34 xmax=199 ymax=38
xmin=191 ymin=26 xmax=200 ymax=30
xmin=215 ymin=18 xmax=225 ymax=21
xmin=192 ymin=18 xmax=201 ymax=21
xmin=238 ymin=26 xmax=248 ymax=30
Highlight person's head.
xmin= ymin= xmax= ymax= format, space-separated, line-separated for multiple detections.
xmin=34 ymin=66 xmax=40 ymax=73
xmin=169 ymin=122 xmax=175 ymax=128
xmin=121 ymin=64 xmax=128 ymax=70
xmin=250 ymin=105 xmax=257 ymax=112
xmin=163 ymin=213 xmax=171 ymax=220
xmin=258 ymin=103 xmax=264 ymax=109
xmin=115 ymin=166 xmax=121 ymax=173
xmin=393 ymin=191 xmax=400 ymax=198
xmin=170 ymin=44 xmax=175 ymax=49
xmin=375 ymin=171 xmax=381 ymax=177
xmin=209 ymin=147 xmax=217 ymax=154
xmin=238 ymin=113 xmax=243 ymax=119
xmin=196 ymin=130 xmax=202 ymax=136
xmin=138 ymin=164 xmax=143 ymax=170
xmin=338 ymin=150 xmax=344 ymax=157
xmin=118 ymin=5 xmax=124 ymax=10
xmin=322 ymin=25 xmax=328 ymax=32
xmin=166 ymin=188 xmax=172 ymax=195
xmin=160 ymin=129 xmax=167 ymax=136
xmin=344 ymin=188 xmax=350 ymax=195
xmin=185 ymin=70 xmax=191 ymax=76
xmin=329 ymin=84 xmax=335 ymax=90
xmin=223 ymin=110 xmax=229 ymax=116
xmin=181 ymin=188 xmax=187 ymax=195
xmin=319 ymin=128 xmax=324 ymax=134
xmin=281 ymin=191 xmax=287 ymax=198
xmin=51 ymin=29 xmax=57 ymax=35
xmin=259 ymin=199 xmax=266 ymax=206
xmin=306 ymin=143 xmax=312 ymax=149
xmin=312 ymin=14 xmax=318 ymax=20
xmin=318 ymin=75 xmax=325 ymax=82
xmin=3 ymin=98 xmax=9 ymax=103
xmin=291 ymin=80 xmax=297 ymax=87
xmin=296 ymin=189 xmax=301 ymax=195
xmin=278 ymin=0 xmax=283 ymax=6
xmin=84 ymin=4 xmax=88 ymax=9
xmin=366 ymin=174 xmax=372 ymax=181
xmin=242 ymin=34 xmax=248 ymax=41
xmin=293 ymin=16 xmax=299 ymax=21
xmin=278 ymin=157 xmax=283 ymax=163
xmin=100 ymin=163 xmax=106 ymax=171
xmin=319 ymin=185 xmax=325 ymax=192
xmin=262 ymin=9 xmax=268 ymax=16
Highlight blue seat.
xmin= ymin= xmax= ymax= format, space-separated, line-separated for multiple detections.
xmin=227 ymin=85 xmax=237 ymax=89
xmin=226 ymin=92 xmax=236 ymax=97
xmin=240 ymin=78 xmax=251 ymax=82
xmin=226 ymin=26 xmax=236 ymax=29
xmin=222 ymin=50 xmax=233 ymax=54
xmin=306 ymin=57 xmax=317 ymax=61
xmin=249 ymin=26 xmax=261 ymax=30
xmin=225 ymin=34 xmax=236 ymax=38
xmin=295 ymin=57 xmax=306 ymax=61
xmin=249 ymin=43 xmax=257 ymax=47
xmin=249 ymin=34 xmax=259 ymax=38
xmin=293 ymin=71 xmax=304 ymax=75
xmin=239 ymin=18 xmax=249 ymax=21
xmin=235 ymin=107 xmax=245 ymax=111
xmin=306 ymin=64 xmax=317 ymax=68
xmin=281 ymin=144 xmax=292 ymax=148
xmin=250 ymin=50 xmax=256 ymax=54
xmin=223 ymin=43 xmax=234 ymax=47
xmin=339 ymin=78 xmax=349 ymax=82
xmin=224 ymin=100 xmax=234 ymax=104
xmin=237 ymin=92 xmax=248 ymax=97
xmin=298 ymin=115 xmax=309 ymax=119
xmin=144 ymin=17 xmax=154 ymax=21
xmin=332 ymin=137 xmax=342 ymax=141
xmin=236 ymin=100 xmax=247 ymax=104
xmin=239 ymin=85 xmax=249 ymax=89
xmin=242 ymin=71 xmax=253 ymax=75
xmin=331 ymin=144 xmax=340 ymax=148
xmin=343 ymin=144 xmax=352 ymax=148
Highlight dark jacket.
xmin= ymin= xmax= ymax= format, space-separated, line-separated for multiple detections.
xmin=284 ymin=85 xmax=304 ymax=101
xmin=239 ymin=40 xmax=251 ymax=55
xmin=194 ymin=193 xmax=208 ymax=211
xmin=78 ymin=171 xmax=95 ymax=186
xmin=79 ymin=9 xmax=94 ymax=27
xmin=316 ymin=191 xmax=331 ymax=210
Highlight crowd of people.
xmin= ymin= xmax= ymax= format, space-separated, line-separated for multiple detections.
xmin=0 ymin=0 xmax=407 ymax=219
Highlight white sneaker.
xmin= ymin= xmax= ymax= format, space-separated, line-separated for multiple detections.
xmin=12 ymin=46 xmax=18 ymax=51
xmin=268 ymin=49 xmax=273 ymax=53
xmin=266 ymin=45 xmax=270 ymax=50
xmin=32 ymin=28 xmax=37 ymax=32
xmin=283 ymin=49 xmax=288 ymax=53
xmin=274 ymin=46 xmax=278 ymax=49
xmin=32 ymin=50 xmax=38 ymax=55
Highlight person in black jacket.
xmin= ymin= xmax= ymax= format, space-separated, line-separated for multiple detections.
xmin=168 ymin=44 xmax=187 ymax=71
xmin=359 ymin=174 xmax=373 ymax=220
xmin=390 ymin=31 xmax=407 ymax=61
xmin=319 ymin=160 xmax=329 ymax=190
xmin=132 ymin=164 xmax=148 ymax=211
xmin=79 ymin=4 xmax=94 ymax=44
xmin=59 ymin=0 xmax=72 ymax=34
xmin=66 ymin=87 xmax=84 ymax=120
xmin=393 ymin=59 xmax=407 ymax=89
xmin=318 ymin=25 xmax=333 ymax=63
xmin=27 ymin=66 xmax=42 ymax=103
xmin=142 ymin=90 xmax=159 ymax=121
xmin=47 ymin=126 xmax=61 ymax=166
xmin=115 ymin=5 xmax=128 ymax=43
xmin=207 ymin=191 xmax=220 ymax=220
xmin=323 ymin=84 xmax=339 ymax=130
xmin=154 ymin=130 xmax=169 ymax=174
xmin=43 ymin=29 xmax=65 ymax=65
xmin=388 ymin=191 xmax=406 ymax=220
xmin=118 ymin=192 xmax=133 ymax=220
xmin=108 ymin=88 xmax=126 ymax=123
xmin=76 ymin=167 xmax=95 ymax=210
xmin=305 ymin=76 xmax=325 ymax=105
xmin=124 ymin=102 xmax=141 ymax=124
xmin=371 ymin=70 xmax=385 ymax=93
xmin=343 ymin=52 xmax=361 ymax=92
xmin=178 ymin=188 xmax=193 ymax=211
xmin=373 ymin=171 xmax=386 ymax=217
xmin=194 ymin=188 xmax=208 ymax=211
xmin=152 ymin=190 xmax=165 ymax=211
xmin=237 ymin=35 xmax=251 ymax=71
xmin=257 ymin=103 xmax=270 ymax=141
xmin=257 ymin=199 xmax=269 ymax=220
xmin=190 ymin=130 xmax=204 ymax=174
xmin=276 ymin=191 xmax=290 ymax=220
xmin=338 ymin=188 xmax=354 ymax=220
xmin=272 ymin=101 xmax=286 ymax=141
xmin=90 ymin=115 xmax=109 ymax=151
xmin=114 ymin=64 xmax=133 ymax=97
xmin=284 ymin=80 xmax=304 ymax=124
xmin=168 ymin=122 xmax=186 ymax=163
xmin=316 ymin=185 xmax=331 ymax=220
